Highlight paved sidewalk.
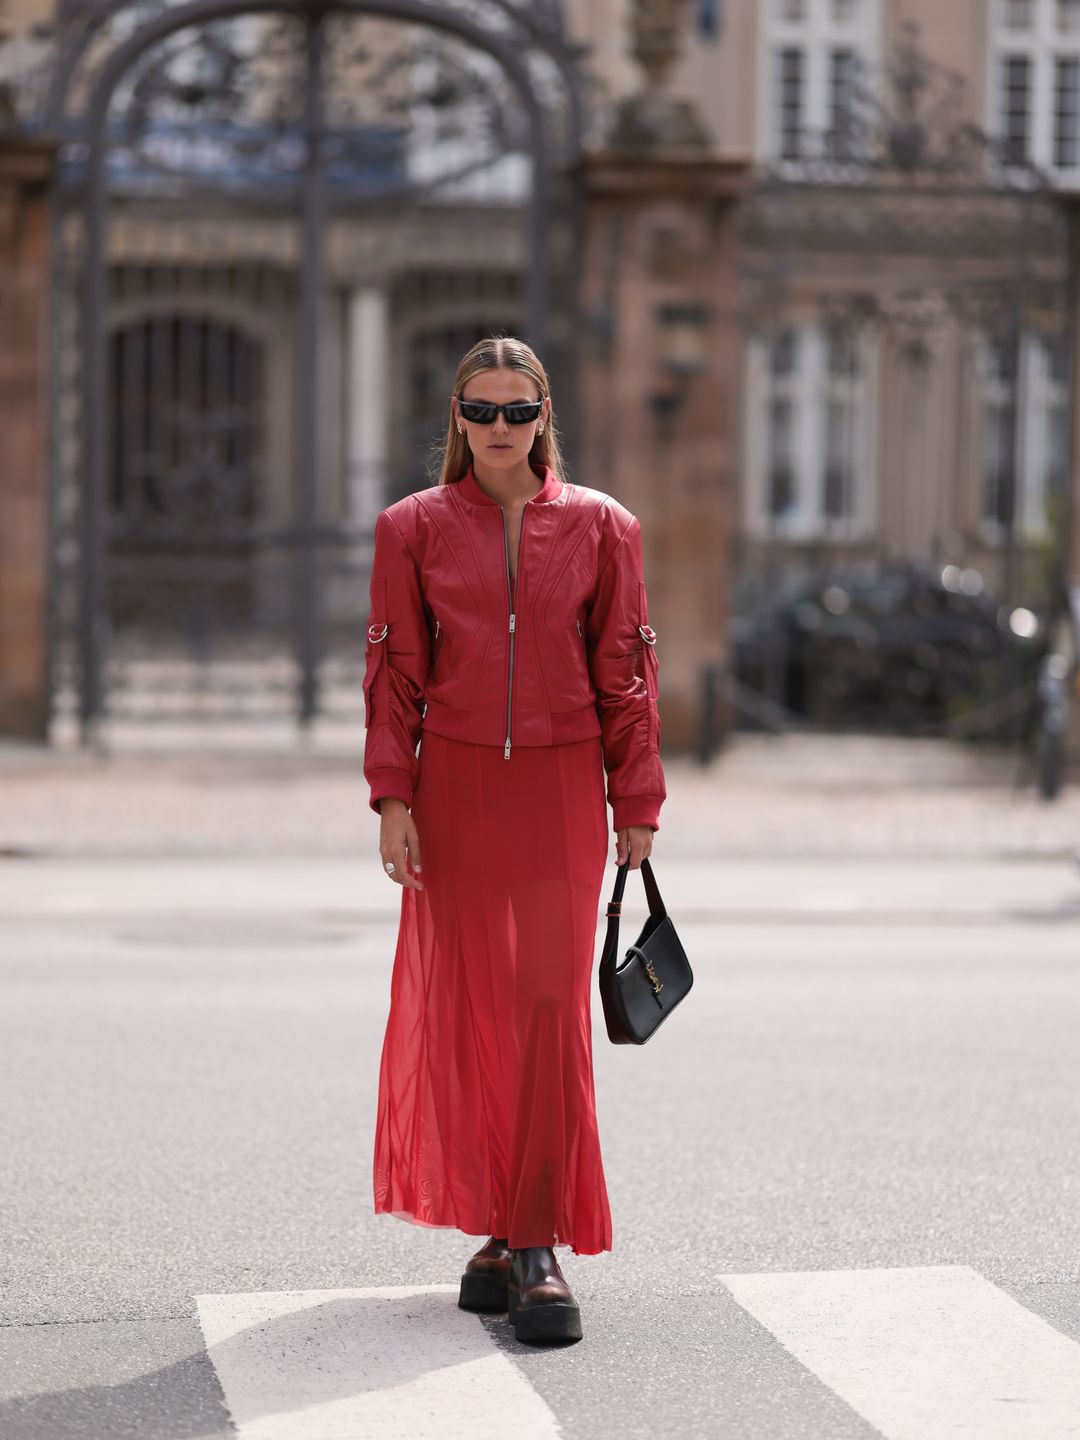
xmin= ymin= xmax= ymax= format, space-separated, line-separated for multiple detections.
xmin=2 ymin=731 xmax=1079 ymax=860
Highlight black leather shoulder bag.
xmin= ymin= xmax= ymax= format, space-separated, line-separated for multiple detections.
xmin=598 ymin=856 xmax=694 ymax=1045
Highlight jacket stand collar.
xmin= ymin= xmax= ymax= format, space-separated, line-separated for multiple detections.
xmin=456 ymin=460 xmax=563 ymax=507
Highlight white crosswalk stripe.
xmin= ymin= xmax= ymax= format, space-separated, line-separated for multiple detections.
xmin=720 ymin=1264 xmax=1080 ymax=1439
xmin=194 ymin=1284 xmax=562 ymax=1440
xmin=193 ymin=1266 xmax=1080 ymax=1439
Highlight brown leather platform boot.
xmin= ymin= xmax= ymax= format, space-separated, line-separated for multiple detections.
xmin=507 ymin=1246 xmax=583 ymax=1343
xmin=457 ymin=1236 xmax=512 ymax=1311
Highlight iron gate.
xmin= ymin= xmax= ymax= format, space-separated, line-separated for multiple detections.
xmin=32 ymin=0 xmax=588 ymax=740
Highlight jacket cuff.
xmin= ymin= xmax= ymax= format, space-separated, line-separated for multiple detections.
xmin=368 ymin=767 xmax=415 ymax=815
xmin=611 ymin=795 xmax=663 ymax=832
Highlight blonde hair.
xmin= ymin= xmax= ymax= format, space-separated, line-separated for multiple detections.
xmin=433 ymin=334 xmax=568 ymax=487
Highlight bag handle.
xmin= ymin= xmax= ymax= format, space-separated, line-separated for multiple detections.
xmin=599 ymin=856 xmax=666 ymax=976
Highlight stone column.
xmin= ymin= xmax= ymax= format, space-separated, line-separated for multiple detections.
xmin=0 ymin=135 xmax=56 ymax=739
xmin=576 ymin=0 xmax=746 ymax=751
xmin=346 ymin=285 xmax=390 ymax=528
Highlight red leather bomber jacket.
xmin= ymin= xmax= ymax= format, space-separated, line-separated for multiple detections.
xmin=362 ymin=460 xmax=667 ymax=832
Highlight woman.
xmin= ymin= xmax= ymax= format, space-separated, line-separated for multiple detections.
xmin=363 ymin=335 xmax=666 ymax=1345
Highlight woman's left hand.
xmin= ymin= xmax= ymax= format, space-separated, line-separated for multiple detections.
xmin=616 ymin=825 xmax=653 ymax=869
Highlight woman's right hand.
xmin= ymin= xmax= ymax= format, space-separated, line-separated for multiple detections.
xmin=378 ymin=798 xmax=425 ymax=890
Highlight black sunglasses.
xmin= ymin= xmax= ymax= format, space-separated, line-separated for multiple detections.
xmin=455 ymin=396 xmax=545 ymax=425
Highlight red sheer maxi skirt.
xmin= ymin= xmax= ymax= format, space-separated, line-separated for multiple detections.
xmin=372 ymin=728 xmax=613 ymax=1256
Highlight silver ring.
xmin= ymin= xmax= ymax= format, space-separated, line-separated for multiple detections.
xmin=384 ymin=861 xmax=396 ymax=873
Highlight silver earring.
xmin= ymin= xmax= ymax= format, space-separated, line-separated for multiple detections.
xmin=538 ymin=425 xmax=544 ymax=435
xmin=458 ymin=427 xmax=463 ymax=435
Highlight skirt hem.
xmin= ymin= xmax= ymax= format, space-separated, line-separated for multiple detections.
xmin=373 ymin=1204 xmax=612 ymax=1257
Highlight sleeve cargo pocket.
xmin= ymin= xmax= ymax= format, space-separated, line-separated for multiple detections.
xmin=362 ymin=577 xmax=391 ymax=729
xmin=637 ymin=581 xmax=659 ymax=750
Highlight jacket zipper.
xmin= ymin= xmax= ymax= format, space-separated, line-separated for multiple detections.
xmin=500 ymin=506 xmax=527 ymax=759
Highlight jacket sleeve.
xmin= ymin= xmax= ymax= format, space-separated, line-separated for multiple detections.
xmin=362 ymin=508 xmax=431 ymax=815
xmin=585 ymin=511 xmax=667 ymax=833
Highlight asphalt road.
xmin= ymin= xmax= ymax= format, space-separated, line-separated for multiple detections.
xmin=4 ymin=841 xmax=1080 ymax=1439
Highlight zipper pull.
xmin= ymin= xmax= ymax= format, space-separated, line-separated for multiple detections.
xmin=504 ymin=736 xmax=512 ymax=759
xmin=576 ymin=618 xmax=583 ymax=637
xmin=509 ymin=613 xmax=516 ymax=633
xmin=434 ymin=617 xmax=441 ymax=638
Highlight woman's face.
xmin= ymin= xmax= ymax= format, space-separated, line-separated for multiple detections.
xmin=453 ymin=368 xmax=551 ymax=468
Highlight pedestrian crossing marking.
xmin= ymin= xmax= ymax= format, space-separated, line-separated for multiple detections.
xmin=194 ymin=1285 xmax=562 ymax=1439
xmin=193 ymin=1266 xmax=1080 ymax=1439
xmin=721 ymin=1263 xmax=1080 ymax=1439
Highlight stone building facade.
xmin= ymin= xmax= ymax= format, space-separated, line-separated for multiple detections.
xmin=663 ymin=0 xmax=1079 ymax=617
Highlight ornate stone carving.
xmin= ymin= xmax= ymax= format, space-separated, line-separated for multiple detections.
xmin=609 ymin=0 xmax=710 ymax=151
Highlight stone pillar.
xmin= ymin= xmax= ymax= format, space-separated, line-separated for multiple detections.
xmin=0 ymin=136 xmax=55 ymax=739
xmin=577 ymin=0 xmax=746 ymax=751
xmin=346 ymin=285 xmax=390 ymax=528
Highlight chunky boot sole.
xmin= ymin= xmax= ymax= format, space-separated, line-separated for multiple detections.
xmin=507 ymin=1284 xmax=583 ymax=1342
xmin=458 ymin=1270 xmax=510 ymax=1312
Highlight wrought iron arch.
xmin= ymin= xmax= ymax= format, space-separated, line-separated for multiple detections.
xmin=40 ymin=0 xmax=585 ymax=138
